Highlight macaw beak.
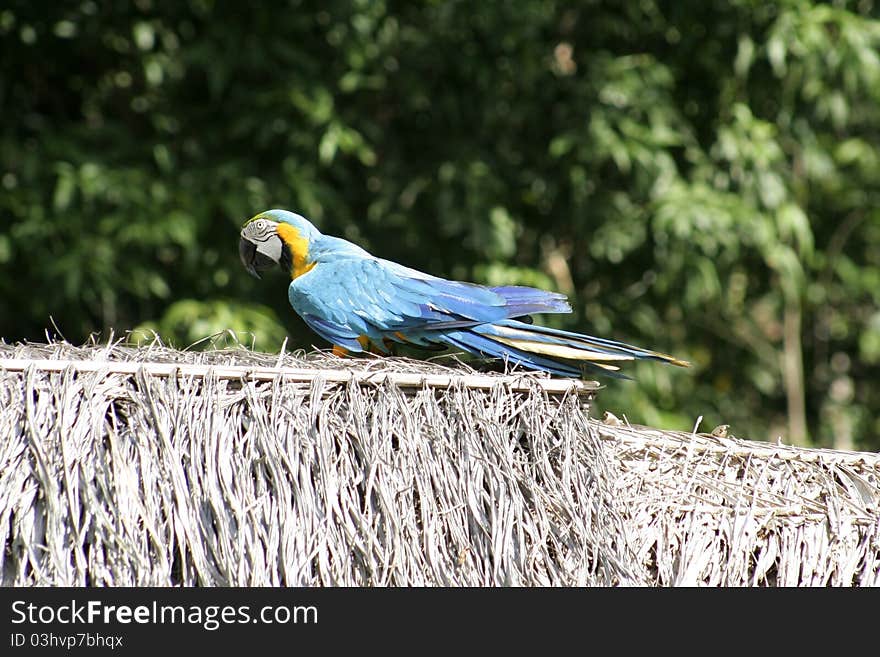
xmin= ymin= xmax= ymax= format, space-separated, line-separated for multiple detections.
xmin=239 ymin=238 xmax=273 ymax=279
xmin=239 ymin=238 xmax=260 ymax=278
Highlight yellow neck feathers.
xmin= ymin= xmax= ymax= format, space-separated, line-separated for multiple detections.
xmin=276 ymin=223 xmax=316 ymax=279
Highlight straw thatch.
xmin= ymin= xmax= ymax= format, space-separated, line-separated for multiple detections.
xmin=0 ymin=339 xmax=878 ymax=586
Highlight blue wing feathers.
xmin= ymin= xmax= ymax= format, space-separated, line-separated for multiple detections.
xmin=301 ymin=314 xmax=363 ymax=351
xmin=489 ymin=286 xmax=571 ymax=316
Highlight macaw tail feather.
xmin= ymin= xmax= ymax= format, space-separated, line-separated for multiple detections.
xmin=438 ymin=318 xmax=690 ymax=379
xmin=440 ymin=328 xmax=586 ymax=378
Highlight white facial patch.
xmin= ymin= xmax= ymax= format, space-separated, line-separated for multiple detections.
xmin=243 ymin=219 xmax=282 ymax=263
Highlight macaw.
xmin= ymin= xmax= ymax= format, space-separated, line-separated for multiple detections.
xmin=238 ymin=209 xmax=689 ymax=378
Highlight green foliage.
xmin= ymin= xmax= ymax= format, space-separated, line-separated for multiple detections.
xmin=1 ymin=0 xmax=879 ymax=449
xmin=132 ymin=299 xmax=290 ymax=351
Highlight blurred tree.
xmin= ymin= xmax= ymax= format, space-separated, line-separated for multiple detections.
xmin=1 ymin=0 xmax=878 ymax=449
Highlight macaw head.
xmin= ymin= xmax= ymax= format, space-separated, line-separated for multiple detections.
xmin=239 ymin=209 xmax=322 ymax=279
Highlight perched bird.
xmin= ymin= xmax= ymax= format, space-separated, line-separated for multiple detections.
xmin=710 ymin=424 xmax=731 ymax=438
xmin=239 ymin=209 xmax=689 ymax=378
xmin=601 ymin=411 xmax=625 ymax=426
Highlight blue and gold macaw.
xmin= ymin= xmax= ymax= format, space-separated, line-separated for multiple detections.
xmin=239 ymin=209 xmax=689 ymax=378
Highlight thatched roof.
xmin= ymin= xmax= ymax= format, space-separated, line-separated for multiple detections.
xmin=1 ymin=340 xmax=878 ymax=586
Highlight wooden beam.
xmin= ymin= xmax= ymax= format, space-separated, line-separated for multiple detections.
xmin=0 ymin=358 xmax=600 ymax=396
